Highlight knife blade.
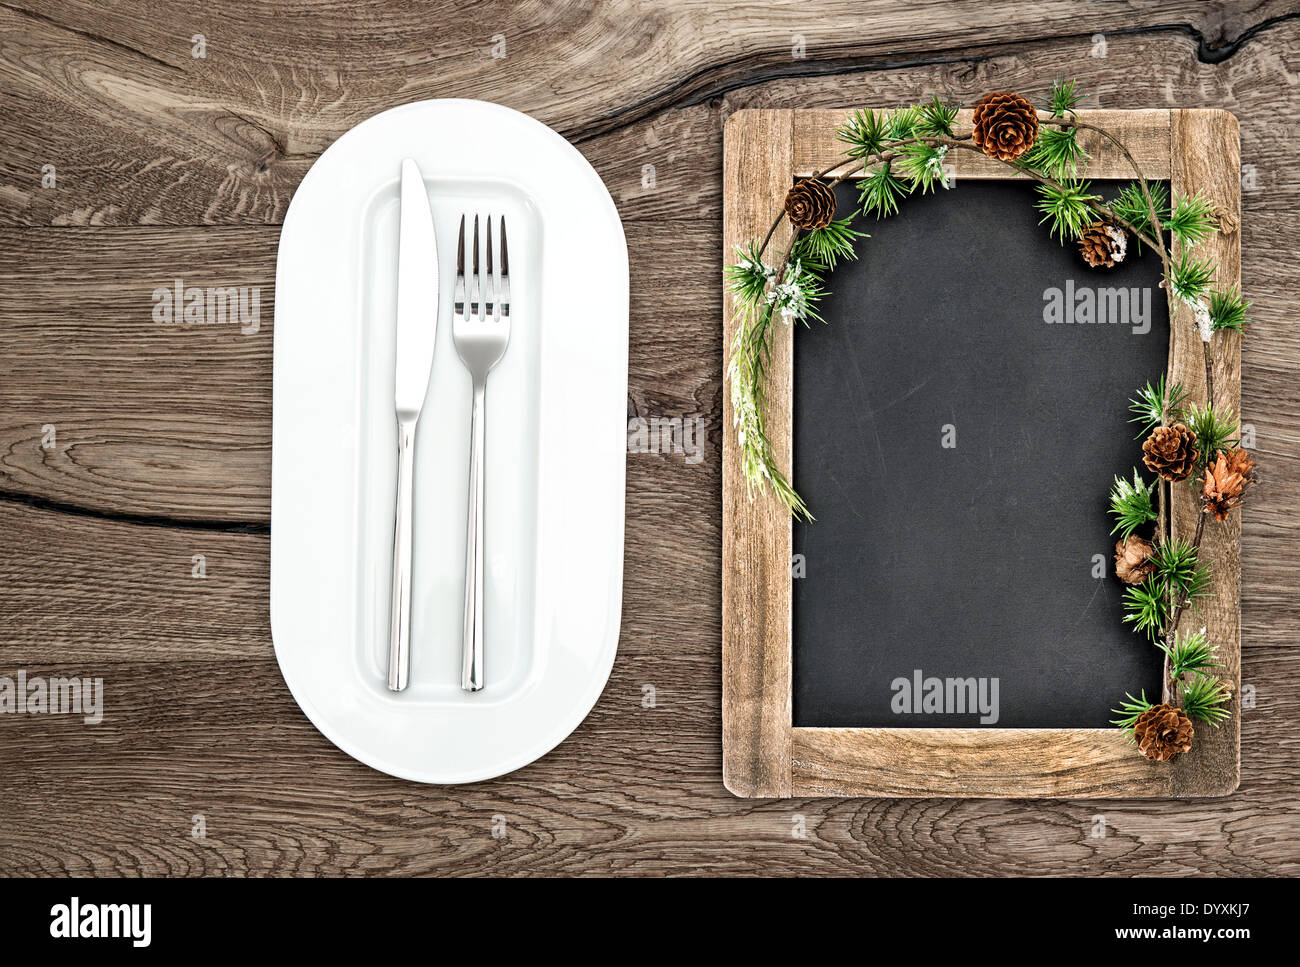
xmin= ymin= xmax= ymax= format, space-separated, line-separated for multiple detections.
xmin=388 ymin=158 xmax=438 ymax=692
xmin=394 ymin=158 xmax=439 ymax=420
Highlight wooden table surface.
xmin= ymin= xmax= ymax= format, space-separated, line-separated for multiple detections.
xmin=2 ymin=1 xmax=1297 ymax=877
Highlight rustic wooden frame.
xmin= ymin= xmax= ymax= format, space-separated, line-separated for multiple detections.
xmin=722 ymin=108 xmax=1242 ymax=798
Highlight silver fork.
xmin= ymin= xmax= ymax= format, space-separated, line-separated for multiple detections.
xmin=452 ymin=214 xmax=511 ymax=692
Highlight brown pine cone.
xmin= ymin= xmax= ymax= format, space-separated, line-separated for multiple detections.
xmin=1114 ymin=535 xmax=1155 ymax=585
xmin=1202 ymin=448 xmax=1255 ymax=521
xmin=971 ymin=92 xmax=1039 ymax=161
xmin=1133 ymin=703 xmax=1194 ymax=762
xmin=1142 ymin=422 xmax=1199 ymax=482
xmin=1078 ymin=221 xmax=1128 ymax=268
xmin=784 ymin=179 xmax=835 ymax=231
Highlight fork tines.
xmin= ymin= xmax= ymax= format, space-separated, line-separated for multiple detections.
xmin=454 ymin=214 xmax=510 ymax=323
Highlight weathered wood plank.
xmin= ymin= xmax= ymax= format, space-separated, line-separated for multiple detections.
xmin=792 ymin=728 xmax=1174 ymax=798
xmin=0 ymin=501 xmax=269 ymax=661
xmin=4 ymin=2 xmax=1296 ymax=224
xmin=0 ymin=650 xmax=1294 ymax=876
xmin=721 ymin=108 xmax=794 ymax=797
xmin=794 ymin=109 xmax=1172 ymax=179
xmin=1168 ymin=108 xmax=1243 ymax=797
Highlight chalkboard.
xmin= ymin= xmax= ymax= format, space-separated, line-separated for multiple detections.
xmin=792 ymin=179 xmax=1168 ymax=729
xmin=723 ymin=107 xmax=1241 ymax=798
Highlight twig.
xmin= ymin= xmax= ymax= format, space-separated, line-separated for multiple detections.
xmin=1157 ymin=480 xmax=1167 ymax=554
xmin=1203 ymin=342 xmax=1217 ymax=411
xmin=1043 ymin=116 xmax=1170 ymax=269
xmin=1044 ymin=116 xmax=1216 ymax=405
xmin=1161 ymin=508 xmax=1208 ymax=704
xmin=758 ymin=212 xmax=785 ymax=255
xmin=939 ymin=141 xmax=1165 ymax=254
xmin=754 ymin=136 xmax=966 ymax=262
xmin=1165 ymin=509 xmax=1207 ymax=644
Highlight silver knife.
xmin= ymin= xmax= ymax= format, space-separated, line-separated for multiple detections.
xmin=388 ymin=158 xmax=439 ymax=692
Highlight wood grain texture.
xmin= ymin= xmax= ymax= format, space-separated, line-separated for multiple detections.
xmin=792 ymin=728 xmax=1174 ymax=798
xmin=4 ymin=1 xmax=1297 ymax=226
xmin=0 ymin=0 xmax=1297 ymax=874
xmin=721 ymin=109 xmax=794 ymax=797
xmin=794 ymin=109 xmax=1173 ymax=178
xmin=1168 ymin=109 xmax=1243 ymax=797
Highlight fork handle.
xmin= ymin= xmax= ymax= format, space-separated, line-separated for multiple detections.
xmin=388 ymin=419 xmax=416 ymax=692
xmin=461 ymin=381 xmax=486 ymax=691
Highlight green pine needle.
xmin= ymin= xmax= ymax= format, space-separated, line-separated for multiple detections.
xmin=1158 ymin=629 xmax=1222 ymax=679
xmin=895 ymin=141 xmax=950 ymax=194
xmin=837 ymin=109 xmax=890 ymax=160
xmin=1048 ymin=78 xmax=1084 ymax=117
xmin=792 ymin=217 xmax=866 ymax=271
xmin=1109 ymin=469 xmax=1157 ymax=539
xmin=1111 ymin=690 xmax=1156 ymax=737
xmin=1183 ymin=402 xmax=1239 ymax=471
xmin=1181 ymin=675 xmax=1232 ymax=726
xmin=1035 ymin=178 xmax=1098 ymax=242
xmin=724 ymin=241 xmax=773 ymax=305
xmin=1167 ymin=192 xmax=1218 ymax=246
xmin=1123 ymin=575 xmax=1169 ymax=641
xmin=858 ymin=161 xmax=910 ymax=218
xmin=836 ymin=106 xmax=921 ymax=158
xmin=1168 ymin=248 xmax=1217 ymax=304
xmin=1129 ymin=375 xmax=1189 ymax=437
xmin=1150 ymin=538 xmax=1211 ymax=603
xmin=1209 ymin=285 xmax=1250 ymax=333
xmin=1107 ymin=181 xmax=1169 ymax=250
xmin=764 ymin=257 xmax=827 ymax=327
xmin=886 ymin=105 xmax=921 ymax=140
xmin=1022 ymin=126 xmax=1087 ymax=180
xmin=725 ymin=250 xmax=812 ymax=520
xmin=917 ymin=95 xmax=959 ymax=137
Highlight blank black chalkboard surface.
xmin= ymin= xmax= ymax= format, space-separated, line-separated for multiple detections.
xmin=792 ymin=179 xmax=1167 ymax=729
xmin=722 ymin=108 xmax=1242 ymax=798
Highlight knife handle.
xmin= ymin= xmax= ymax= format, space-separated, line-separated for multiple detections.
xmin=388 ymin=419 xmax=416 ymax=691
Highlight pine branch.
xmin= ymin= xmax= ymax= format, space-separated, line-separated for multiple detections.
xmin=917 ymin=95 xmax=959 ymax=137
xmin=1034 ymin=178 xmax=1099 ymax=242
xmin=792 ymin=217 xmax=866 ymax=271
xmin=1128 ymin=375 xmax=1188 ymax=437
xmin=1181 ymin=674 xmax=1232 ymax=726
xmin=1183 ymin=402 xmax=1239 ymax=474
xmin=895 ymin=141 xmax=951 ymax=193
xmin=1123 ymin=575 xmax=1169 ymax=641
xmin=1163 ymin=510 xmax=1208 ymax=658
xmin=857 ymin=161 xmax=910 ymax=218
xmin=1020 ymin=125 xmax=1087 ymax=180
xmin=725 ymin=244 xmax=810 ymax=519
xmin=1111 ymin=690 xmax=1156 ymax=737
xmin=1157 ymin=628 xmax=1221 ymax=679
xmin=1150 ymin=537 xmax=1210 ymax=604
xmin=1046 ymin=78 xmax=1084 ymax=117
xmin=1109 ymin=469 xmax=1157 ymax=539
xmin=1209 ymin=285 xmax=1250 ymax=333
xmin=837 ymin=109 xmax=892 ymax=160
xmin=1108 ymin=181 xmax=1170 ymax=250
xmin=1167 ymin=192 xmax=1218 ymax=246
xmin=1168 ymin=248 xmax=1217 ymax=305
xmin=1042 ymin=116 xmax=1171 ymax=273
